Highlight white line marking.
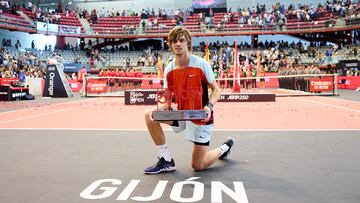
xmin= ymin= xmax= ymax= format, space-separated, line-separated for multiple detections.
xmin=0 ymin=97 xmax=102 ymax=115
xmin=0 ymin=98 xmax=119 ymax=125
xmin=312 ymin=95 xmax=360 ymax=104
xmin=293 ymin=97 xmax=360 ymax=113
xmin=0 ymin=128 xmax=359 ymax=131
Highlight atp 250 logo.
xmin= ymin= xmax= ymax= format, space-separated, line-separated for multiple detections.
xmin=80 ymin=177 xmax=249 ymax=202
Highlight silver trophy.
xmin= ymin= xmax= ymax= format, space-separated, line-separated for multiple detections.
xmin=152 ymin=86 xmax=206 ymax=121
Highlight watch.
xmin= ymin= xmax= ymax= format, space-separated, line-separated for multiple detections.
xmin=206 ymin=102 xmax=214 ymax=110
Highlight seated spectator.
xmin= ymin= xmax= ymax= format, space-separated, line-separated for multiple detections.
xmin=4 ymin=67 xmax=12 ymax=78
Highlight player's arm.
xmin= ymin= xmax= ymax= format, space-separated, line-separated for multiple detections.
xmin=158 ymin=62 xmax=172 ymax=111
xmin=208 ymin=80 xmax=220 ymax=106
xmin=203 ymin=80 xmax=220 ymax=122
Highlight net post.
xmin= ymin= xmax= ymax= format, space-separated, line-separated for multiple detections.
xmin=84 ymin=76 xmax=87 ymax=97
xmin=306 ymin=75 xmax=309 ymax=93
xmin=334 ymin=73 xmax=338 ymax=96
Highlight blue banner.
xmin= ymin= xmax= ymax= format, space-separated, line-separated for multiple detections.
xmin=63 ymin=63 xmax=91 ymax=73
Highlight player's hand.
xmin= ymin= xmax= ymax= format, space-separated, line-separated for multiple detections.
xmin=203 ymin=106 xmax=212 ymax=122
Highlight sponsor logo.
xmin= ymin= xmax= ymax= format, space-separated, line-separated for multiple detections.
xmin=0 ymin=92 xmax=8 ymax=95
xmin=48 ymin=72 xmax=55 ymax=96
xmin=188 ymin=74 xmax=197 ymax=78
xmin=88 ymin=83 xmax=106 ymax=91
xmin=69 ymin=83 xmax=78 ymax=88
xmin=226 ymin=95 xmax=250 ymax=101
xmin=12 ymin=92 xmax=26 ymax=98
xmin=48 ymin=66 xmax=56 ymax=71
xmin=310 ymin=81 xmax=332 ymax=86
xmin=80 ymin=177 xmax=248 ymax=202
xmin=65 ymin=66 xmax=76 ymax=70
xmin=345 ymin=63 xmax=357 ymax=67
xmin=130 ymin=92 xmax=145 ymax=104
xmin=310 ymin=80 xmax=333 ymax=91
xmin=86 ymin=80 xmax=108 ymax=93
xmin=147 ymin=93 xmax=157 ymax=100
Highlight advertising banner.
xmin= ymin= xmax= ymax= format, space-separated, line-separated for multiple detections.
xmin=309 ymin=78 xmax=334 ymax=92
xmin=86 ymin=80 xmax=108 ymax=93
xmin=37 ymin=22 xmax=80 ymax=34
xmin=124 ymin=90 xmax=275 ymax=105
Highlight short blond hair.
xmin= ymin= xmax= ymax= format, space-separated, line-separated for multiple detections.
xmin=167 ymin=26 xmax=192 ymax=52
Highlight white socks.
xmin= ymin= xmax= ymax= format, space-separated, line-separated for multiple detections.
xmin=158 ymin=143 xmax=229 ymax=160
xmin=219 ymin=144 xmax=230 ymax=155
xmin=157 ymin=144 xmax=172 ymax=162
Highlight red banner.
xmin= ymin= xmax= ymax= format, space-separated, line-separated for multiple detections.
xmin=337 ymin=76 xmax=360 ymax=90
xmin=67 ymin=79 xmax=81 ymax=92
xmin=86 ymin=80 xmax=108 ymax=93
xmin=0 ymin=78 xmax=19 ymax=85
xmin=310 ymin=78 xmax=333 ymax=92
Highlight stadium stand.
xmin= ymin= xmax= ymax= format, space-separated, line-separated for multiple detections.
xmin=0 ymin=1 xmax=359 ymax=81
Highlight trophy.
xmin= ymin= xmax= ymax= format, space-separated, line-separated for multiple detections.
xmin=152 ymin=86 xmax=207 ymax=121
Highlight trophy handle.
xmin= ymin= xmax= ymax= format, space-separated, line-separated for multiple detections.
xmin=156 ymin=88 xmax=174 ymax=110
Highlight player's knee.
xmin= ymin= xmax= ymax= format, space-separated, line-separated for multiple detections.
xmin=144 ymin=109 xmax=153 ymax=121
xmin=192 ymin=163 xmax=205 ymax=171
xmin=145 ymin=109 xmax=157 ymax=124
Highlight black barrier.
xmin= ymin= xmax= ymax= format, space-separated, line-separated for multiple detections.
xmin=124 ymin=90 xmax=158 ymax=105
xmin=0 ymin=86 xmax=10 ymax=101
xmin=0 ymin=86 xmax=29 ymax=101
xmin=124 ymin=90 xmax=275 ymax=105
xmin=219 ymin=93 xmax=276 ymax=102
xmin=43 ymin=63 xmax=73 ymax=98
xmin=336 ymin=60 xmax=359 ymax=70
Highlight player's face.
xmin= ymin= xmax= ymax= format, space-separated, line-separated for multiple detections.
xmin=171 ymin=36 xmax=188 ymax=55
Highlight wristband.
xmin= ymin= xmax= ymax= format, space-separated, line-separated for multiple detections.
xmin=206 ymin=102 xmax=214 ymax=110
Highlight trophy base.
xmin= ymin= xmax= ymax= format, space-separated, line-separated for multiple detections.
xmin=152 ymin=110 xmax=206 ymax=121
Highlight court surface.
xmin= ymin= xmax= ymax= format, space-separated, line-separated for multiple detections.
xmin=0 ymin=89 xmax=359 ymax=203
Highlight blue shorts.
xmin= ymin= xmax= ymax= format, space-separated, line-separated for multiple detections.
xmin=172 ymin=121 xmax=213 ymax=145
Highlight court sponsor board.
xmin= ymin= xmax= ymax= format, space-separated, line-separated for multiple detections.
xmin=86 ymin=79 xmax=108 ymax=93
xmin=309 ymin=78 xmax=334 ymax=92
xmin=124 ymin=90 xmax=157 ymax=105
xmin=43 ymin=63 xmax=73 ymax=97
xmin=0 ymin=86 xmax=29 ymax=101
xmin=125 ymin=90 xmax=275 ymax=105
xmin=219 ymin=93 xmax=276 ymax=102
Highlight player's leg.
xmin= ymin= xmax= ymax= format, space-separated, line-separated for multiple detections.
xmin=186 ymin=122 xmax=234 ymax=171
xmin=144 ymin=109 xmax=173 ymax=145
xmin=144 ymin=109 xmax=176 ymax=174
xmin=191 ymin=144 xmax=219 ymax=171
xmin=191 ymin=137 xmax=234 ymax=171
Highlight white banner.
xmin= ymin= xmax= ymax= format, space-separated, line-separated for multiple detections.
xmin=36 ymin=22 xmax=80 ymax=34
xmin=26 ymin=78 xmax=43 ymax=96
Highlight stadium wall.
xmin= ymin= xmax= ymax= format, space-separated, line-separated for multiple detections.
xmin=0 ymin=29 xmax=78 ymax=50
xmin=192 ymin=35 xmax=311 ymax=47
xmin=0 ymin=28 xmax=310 ymax=50
xmin=75 ymin=0 xmax=328 ymax=12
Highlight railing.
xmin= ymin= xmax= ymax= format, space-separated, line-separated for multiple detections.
xmin=0 ymin=13 xmax=359 ymax=38
xmin=86 ymin=17 xmax=360 ymax=37
xmin=0 ymin=13 xmax=36 ymax=32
